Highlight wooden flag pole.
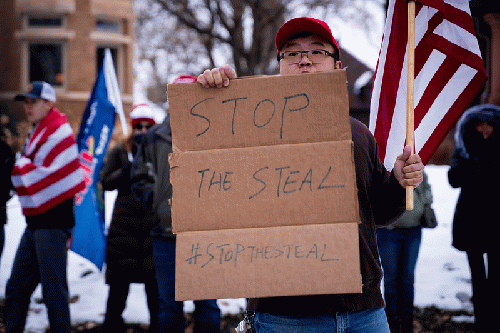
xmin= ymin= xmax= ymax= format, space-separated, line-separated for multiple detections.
xmin=406 ymin=0 xmax=416 ymax=210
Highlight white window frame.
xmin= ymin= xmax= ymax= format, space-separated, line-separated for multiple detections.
xmin=95 ymin=44 xmax=123 ymax=89
xmin=16 ymin=14 xmax=72 ymax=90
xmin=91 ymin=17 xmax=131 ymax=91
xmin=95 ymin=18 xmax=123 ymax=34
xmin=26 ymin=40 xmax=66 ymax=87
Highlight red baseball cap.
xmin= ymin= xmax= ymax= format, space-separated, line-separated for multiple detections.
xmin=275 ymin=17 xmax=339 ymax=61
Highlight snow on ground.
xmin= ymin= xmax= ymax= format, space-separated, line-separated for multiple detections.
xmin=0 ymin=165 xmax=472 ymax=331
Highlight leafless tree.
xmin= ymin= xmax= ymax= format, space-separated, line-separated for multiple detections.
xmin=134 ymin=0 xmax=382 ymax=103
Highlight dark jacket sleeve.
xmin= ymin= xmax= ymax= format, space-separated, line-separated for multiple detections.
xmin=350 ymin=118 xmax=406 ymax=227
xmin=448 ymin=149 xmax=464 ymax=188
xmin=448 ymin=148 xmax=480 ymax=189
xmin=100 ymin=145 xmax=131 ymax=192
xmin=1 ymin=140 xmax=15 ymax=207
xmin=372 ymin=169 xmax=407 ymax=226
xmin=130 ymin=134 xmax=156 ymax=210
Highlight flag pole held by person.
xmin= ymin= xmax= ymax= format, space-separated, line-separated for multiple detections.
xmin=406 ymin=0 xmax=416 ymax=209
xmin=370 ymin=0 xmax=487 ymax=210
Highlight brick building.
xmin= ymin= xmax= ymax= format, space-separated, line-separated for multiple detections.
xmin=0 ymin=0 xmax=134 ymax=151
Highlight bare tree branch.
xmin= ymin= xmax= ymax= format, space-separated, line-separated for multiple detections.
xmin=135 ymin=0 xmax=381 ymax=102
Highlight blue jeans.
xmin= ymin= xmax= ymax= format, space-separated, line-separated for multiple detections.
xmin=254 ymin=308 xmax=390 ymax=333
xmin=152 ymin=237 xmax=221 ymax=332
xmin=376 ymin=227 xmax=422 ymax=321
xmin=4 ymin=228 xmax=72 ymax=333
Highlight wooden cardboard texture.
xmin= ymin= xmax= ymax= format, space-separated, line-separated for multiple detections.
xmin=170 ymin=141 xmax=359 ymax=232
xmin=167 ymin=71 xmax=362 ymax=300
xmin=175 ymin=223 xmax=362 ymax=301
xmin=167 ymin=70 xmax=351 ymax=151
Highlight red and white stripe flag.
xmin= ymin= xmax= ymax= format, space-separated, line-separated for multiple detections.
xmin=369 ymin=0 xmax=487 ymax=169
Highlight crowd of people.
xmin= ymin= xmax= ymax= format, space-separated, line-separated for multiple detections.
xmin=0 ymin=15 xmax=493 ymax=333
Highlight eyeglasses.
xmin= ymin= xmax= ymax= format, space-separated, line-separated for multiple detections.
xmin=279 ymin=49 xmax=337 ymax=63
xmin=133 ymin=124 xmax=153 ymax=130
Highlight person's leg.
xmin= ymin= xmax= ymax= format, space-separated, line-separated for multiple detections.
xmin=4 ymin=228 xmax=41 ymax=333
xmin=33 ymin=228 xmax=71 ymax=333
xmin=103 ymin=281 xmax=130 ymax=331
xmin=347 ymin=308 xmax=391 ymax=333
xmin=193 ymin=299 xmax=221 ymax=333
xmin=152 ymin=236 xmax=185 ymax=332
xmin=485 ymin=251 xmax=499 ymax=331
xmin=487 ymin=251 xmax=499 ymax=287
xmin=0 ymin=225 xmax=5 ymax=263
xmin=376 ymin=227 xmax=401 ymax=331
xmin=144 ymin=277 xmax=160 ymax=332
xmin=399 ymin=227 xmax=422 ymax=333
xmin=467 ymin=251 xmax=487 ymax=333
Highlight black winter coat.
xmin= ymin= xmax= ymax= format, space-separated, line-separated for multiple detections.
xmin=100 ymin=142 xmax=158 ymax=284
xmin=448 ymin=105 xmax=500 ymax=252
xmin=1 ymin=139 xmax=15 ymax=225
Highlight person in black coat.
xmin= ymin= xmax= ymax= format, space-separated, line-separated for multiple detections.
xmin=1 ymin=125 xmax=15 ymax=268
xmin=100 ymin=104 xmax=160 ymax=332
xmin=448 ymin=104 xmax=500 ymax=333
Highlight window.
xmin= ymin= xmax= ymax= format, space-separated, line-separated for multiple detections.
xmin=29 ymin=43 xmax=64 ymax=86
xmin=96 ymin=19 xmax=121 ymax=33
xmin=96 ymin=47 xmax=118 ymax=74
xmin=28 ymin=17 xmax=63 ymax=27
xmin=16 ymin=15 xmax=68 ymax=88
xmin=92 ymin=18 xmax=129 ymax=89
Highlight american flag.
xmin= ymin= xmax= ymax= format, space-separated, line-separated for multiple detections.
xmin=11 ymin=110 xmax=85 ymax=216
xmin=369 ymin=0 xmax=487 ymax=169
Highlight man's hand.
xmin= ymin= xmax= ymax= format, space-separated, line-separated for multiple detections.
xmin=197 ymin=65 xmax=237 ymax=88
xmin=393 ymin=145 xmax=424 ymax=188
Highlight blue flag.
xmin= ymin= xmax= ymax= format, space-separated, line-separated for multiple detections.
xmin=73 ymin=49 xmax=127 ymax=270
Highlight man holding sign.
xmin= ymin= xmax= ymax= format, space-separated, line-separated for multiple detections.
xmin=198 ymin=17 xmax=423 ymax=333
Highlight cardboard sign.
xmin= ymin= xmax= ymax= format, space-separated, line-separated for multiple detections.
xmin=167 ymin=70 xmax=351 ymax=151
xmin=167 ymin=71 xmax=362 ymax=300
xmin=170 ymin=141 xmax=359 ymax=232
xmin=175 ymin=223 xmax=362 ymax=301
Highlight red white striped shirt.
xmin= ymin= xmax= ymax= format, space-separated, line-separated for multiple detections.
xmin=11 ymin=108 xmax=85 ymax=216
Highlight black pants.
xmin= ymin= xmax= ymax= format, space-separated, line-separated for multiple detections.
xmin=466 ymin=251 xmax=499 ymax=333
xmin=103 ymin=277 xmax=159 ymax=332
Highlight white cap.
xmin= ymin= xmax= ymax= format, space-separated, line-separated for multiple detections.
xmin=14 ymin=81 xmax=56 ymax=103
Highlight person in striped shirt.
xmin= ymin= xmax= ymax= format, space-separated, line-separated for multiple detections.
xmin=5 ymin=81 xmax=85 ymax=333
